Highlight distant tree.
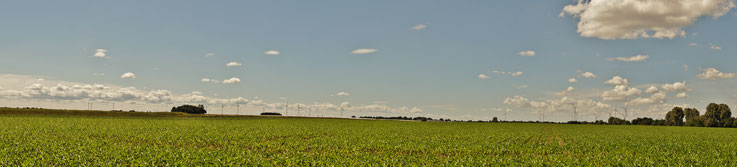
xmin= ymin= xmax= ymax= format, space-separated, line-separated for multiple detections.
xmin=632 ymin=117 xmax=654 ymax=125
xmin=260 ymin=112 xmax=282 ymax=116
xmin=718 ymin=104 xmax=731 ymax=126
xmin=701 ymin=103 xmax=732 ymax=127
xmin=171 ymin=104 xmax=206 ymax=114
xmin=684 ymin=108 xmax=701 ymax=126
xmin=492 ymin=117 xmax=499 ymax=122
xmin=654 ymin=119 xmax=667 ymax=126
xmin=665 ymin=107 xmax=685 ymax=126
xmin=723 ymin=118 xmax=736 ymax=128
xmin=608 ymin=117 xmax=628 ymax=125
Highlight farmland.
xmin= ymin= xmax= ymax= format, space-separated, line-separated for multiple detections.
xmin=1 ymin=108 xmax=737 ymax=166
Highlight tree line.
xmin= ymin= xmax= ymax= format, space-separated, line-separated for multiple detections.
xmin=607 ymin=103 xmax=736 ymax=128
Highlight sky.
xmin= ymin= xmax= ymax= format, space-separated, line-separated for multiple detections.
xmin=1 ymin=0 xmax=737 ymax=121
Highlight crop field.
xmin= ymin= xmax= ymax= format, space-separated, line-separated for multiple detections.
xmin=1 ymin=108 xmax=737 ymax=166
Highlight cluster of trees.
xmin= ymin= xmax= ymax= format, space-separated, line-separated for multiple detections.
xmin=171 ymin=105 xmax=206 ymax=114
xmin=260 ymin=112 xmax=282 ymax=116
xmin=605 ymin=103 xmax=737 ymax=128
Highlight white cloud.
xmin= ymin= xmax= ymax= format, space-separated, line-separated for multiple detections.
xmin=205 ymin=53 xmax=215 ymax=57
xmin=645 ymin=85 xmax=659 ymax=93
xmin=222 ymin=78 xmax=241 ymax=84
xmin=562 ymin=0 xmax=735 ymax=40
xmin=120 ymin=72 xmax=136 ymax=79
xmin=351 ymin=48 xmax=377 ymax=54
xmin=676 ymin=92 xmax=688 ymax=98
xmin=411 ymin=24 xmax=427 ymax=30
xmin=627 ymin=92 xmax=666 ymax=106
xmin=683 ymin=65 xmax=689 ymax=71
xmin=336 ymin=92 xmax=350 ymax=96
xmin=601 ymin=85 xmax=642 ymax=101
xmin=478 ymin=74 xmax=489 ymax=79
xmin=697 ymin=68 xmax=736 ymax=80
xmin=226 ymin=62 xmax=242 ymax=67
xmin=568 ymin=78 xmax=577 ymax=83
xmin=604 ymin=76 xmax=628 ymax=85
xmin=200 ymin=78 xmax=220 ymax=83
xmin=264 ymin=50 xmax=280 ymax=55
xmin=518 ymin=50 xmax=536 ymax=56
xmin=567 ymin=86 xmax=575 ymax=92
xmin=711 ymin=45 xmax=722 ymax=50
xmin=661 ymin=81 xmax=688 ymax=92
xmin=580 ymin=72 xmax=597 ymax=78
xmin=608 ymin=55 xmax=649 ymax=62
xmin=490 ymin=70 xmax=523 ymax=77
xmin=93 ymin=49 xmax=108 ymax=58
xmin=689 ymin=43 xmax=698 ymax=47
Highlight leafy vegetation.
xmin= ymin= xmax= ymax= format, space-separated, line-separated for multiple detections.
xmin=171 ymin=104 xmax=207 ymax=114
xmin=2 ymin=107 xmax=737 ymax=166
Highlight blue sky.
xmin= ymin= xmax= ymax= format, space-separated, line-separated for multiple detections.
xmin=1 ymin=0 xmax=736 ymax=121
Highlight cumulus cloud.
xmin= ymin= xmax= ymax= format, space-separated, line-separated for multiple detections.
xmin=711 ymin=45 xmax=722 ymax=50
xmin=335 ymin=92 xmax=350 ymax=96
xmin=121 ymin=72 xmax=136 ymax=79
xmin=580 ymin=72 xmax=597 ymax=78
xmin=627 ymin=92 xmax=666 ymax=106
xmin=411 ymin=24 xmax=427 ymax=30
xmin=661 ymin=81 xmax=688 ymax=92
xmin=608 ymin=55 xmax=649 ymax=62
xmin=222 ymin=78 xmax=241 ymax=84
xmin=604 ymin=76 xmax=628 ymax=85
xmin=264 ymin=50 xmax=280 ymax=55
xmin=697 ymin=68 xmax=736 ymax=80
xmin=478 ymin=74 xmax=489 ymax=79
xmin=601 ymin=85 xmax=642 ymax=101
xmin=645 ymin=85 xmax=659 ymax=93
xmin=518 ymin=50 xmax=536 ymax=56
xmin=93 ymin=49 xmax=108 ymax=58
xmin=568 ymin=78 xmax=577 ymax=83
xmin=676 ymin=92 xmax=688 ymax=98
xmin=226 ymin=62 xmax=242 ymax=67
xmin=556 ymin=86 xmax=576 ymax=96
xmin=562 ymin=0 xmax=735 ymax=40
xmin=200 ymin=78 xmax=220 ymax=83
xmin=205 ymin=53 xmax=215 ymax=57
xmin=683 ymin=65 xmax=689 ymax=71
xmin=351 ymin=48 xmax=377 ymax=54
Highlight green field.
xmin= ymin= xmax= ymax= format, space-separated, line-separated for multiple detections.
xmin=1 ymin=108 xmax=737 ymax=166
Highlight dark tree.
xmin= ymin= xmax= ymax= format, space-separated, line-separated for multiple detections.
xmin=718 ymin=104 xmax=731 ymax=124
xmin=608 ymin=117 xmax=628 ymax=125
xmin=665 ymin=107 xmax=685 ymax=126
xmin=632 ymin=117 xmax=655 ymax=125
xmin=492 ymin=117 xmax=499 ymax=122
xmin=171 ymin=104 xmax=207 ymax=114
xmin=260 ymin=112 xmax=282 ymax=116
xmin=684 ymin=108 xmax=701 ymax=126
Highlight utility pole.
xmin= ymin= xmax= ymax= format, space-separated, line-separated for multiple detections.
xmin=237 ymin=104 xmax=240 ymax=115
xmin=285 ymin=101 xmax=289 ymax=116
xmin=221 ymin=105 xmax=224 ymax=115
xmin=297 ymin=104 xmax=301 ymax=116
xmin=309 ymin=107 xmax=312 ymax=117
xmin=340 ymin=107 xmax=344 ymax=118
